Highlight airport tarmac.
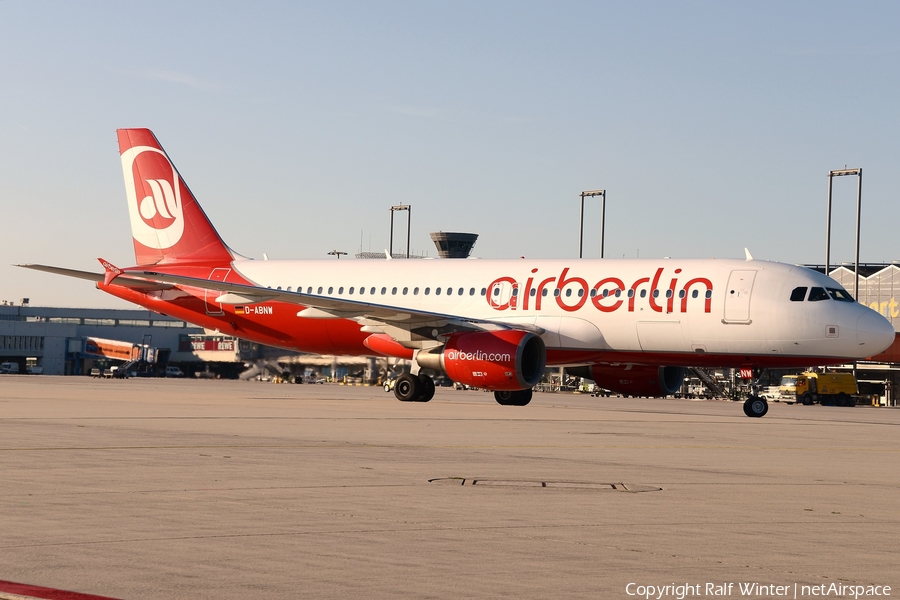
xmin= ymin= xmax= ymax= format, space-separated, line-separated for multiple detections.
xmin=1 ymin=377 xmax=898 ymax=600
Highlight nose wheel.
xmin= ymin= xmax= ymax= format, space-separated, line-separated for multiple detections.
xmin=743 ymin=396 xmax=768 ymax=418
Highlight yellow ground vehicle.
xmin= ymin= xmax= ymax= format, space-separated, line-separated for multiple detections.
xmin=777 ymin=375 xmax=798 ymax=403
xmin=795 ymin=372 xmax=858 ymax=407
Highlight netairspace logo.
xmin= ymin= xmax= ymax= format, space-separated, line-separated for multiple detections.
xmin=625 ymin=582 xmax=892 ymax=600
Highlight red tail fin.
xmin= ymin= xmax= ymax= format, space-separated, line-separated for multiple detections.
xmin=117 ymin=128 xmax=234 ymax=266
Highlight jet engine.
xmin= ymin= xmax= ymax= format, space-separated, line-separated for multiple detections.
xmin=573 ymin=364 xmax=686 ymax=397
xmin=417 ymin=330 xmax=546 ymax=391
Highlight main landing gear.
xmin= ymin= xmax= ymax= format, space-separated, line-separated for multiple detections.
xmin=494 ymin=389 xmax=533 ymax=406
xmin=393 ymin=373 xmax=435 ymax=403
xmin=743 ymin=396 xmax=768 ymax=418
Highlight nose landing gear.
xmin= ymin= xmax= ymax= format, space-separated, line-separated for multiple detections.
xmin=743 ymin=396 xmax=768 ymax=418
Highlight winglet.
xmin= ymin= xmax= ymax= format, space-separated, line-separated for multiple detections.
xmin=744 ymin=248 xmax=753 ymax=261
xmin=98 ymin=258 xmax=123 ymax=286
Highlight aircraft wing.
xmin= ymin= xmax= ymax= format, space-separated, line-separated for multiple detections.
xmin=135 ymin=269 xmax=544 ymax=338
xmin=17 ymin=264 xmax=174 ymax=290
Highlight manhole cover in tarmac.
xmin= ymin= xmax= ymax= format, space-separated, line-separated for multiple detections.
xmin=428 ymin=478 xmax=661 ymax=492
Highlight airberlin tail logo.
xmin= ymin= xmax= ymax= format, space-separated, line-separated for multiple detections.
xmin=121 ymin=145 xmax=185 ymax=250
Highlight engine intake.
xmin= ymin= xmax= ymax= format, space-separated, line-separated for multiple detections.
xmin=418 ymin=330 xmax=546 ymax=391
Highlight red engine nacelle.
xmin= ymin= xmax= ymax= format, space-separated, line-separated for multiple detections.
xmin=419 ymin=330 xmax=546 ymax=391
xmin=587 ymin=364 xmax=686 ymax=397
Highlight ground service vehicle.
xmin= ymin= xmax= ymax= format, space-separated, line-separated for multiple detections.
xmin=796 ymin=372 xmax=858 ymax=406
xmin=165 ymin=366 xmax=185 ymax=378
xmin=0 ymin=362 xmax=20 ymax=374
xmin=778 ymin=375 xmax=798 ymax=402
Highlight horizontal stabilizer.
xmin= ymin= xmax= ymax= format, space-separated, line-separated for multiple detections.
xmin=17 ymin=264 xmax=174 ymax=290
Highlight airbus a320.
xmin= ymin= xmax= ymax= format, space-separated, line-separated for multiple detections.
xmin=21 ymin=129 xmax=895 ymax=417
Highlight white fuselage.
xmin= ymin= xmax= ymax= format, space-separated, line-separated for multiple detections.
xmin=231 ymin=257 xmax=894 ymax=363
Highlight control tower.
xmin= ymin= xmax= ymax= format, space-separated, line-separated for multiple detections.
xmin=429 ymin=232 xmax=479 ymax=259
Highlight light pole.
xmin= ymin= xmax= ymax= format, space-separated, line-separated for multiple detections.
xmin=390 ymin=204 xmax=411 ymax=259
xmin=825 ymin=168 xmax=862 ymax=298
xmin=579 ymin=190 xmax=606 ymax=259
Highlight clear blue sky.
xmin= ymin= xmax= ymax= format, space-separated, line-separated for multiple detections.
xmin=2 ymin=1 xmax=898 ymax=308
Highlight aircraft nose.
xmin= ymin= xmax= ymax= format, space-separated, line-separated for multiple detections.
xmin=856 ymin=309 xmax=895 ymax=356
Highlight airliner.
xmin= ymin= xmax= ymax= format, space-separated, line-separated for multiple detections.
xmin=20 ymin=129 xmax=896 ymax=417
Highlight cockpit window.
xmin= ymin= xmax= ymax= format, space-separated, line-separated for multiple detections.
xmin=808 ymin=287 xmax=829 ymax=301
xmin=827 ymin=288 xmax=855 ymax=302
xmin=790 ymin=287 xmax=807 ymax=302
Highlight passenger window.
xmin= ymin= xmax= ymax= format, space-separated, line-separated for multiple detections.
xmin=692 ymin=290 xmax=698 ymax=298
xmin=458 ymin=288 xmax=464 ymax=296
xmin=391 ymin=287 xmax=397 ymax=295
xmin=665 ymin=290 xmax=672 ymax=298
xmin=554 ymin=289 xmax=560 ymax=297
xmin=469 ymin=288 xmax=475 ymax=296
xmin=414 ymin=287 xmax=419 ymax=295
xmin=565 ymin=289 xmax=572 ymax=297
xmin=437 ymin=288 xmax=442 ymax=296
xmin=381 ymin=287 xmax=387 ymax=295
xmin=349 ymin=287 xmax=354 ymax=294
xmin=640 ymin=289 xmax=647 ymax=298
xmin=808 ymin=287 xmax=829 ymax=301
xmin=317 ymin=286 xmax=323 ymax=294
xmin=542 ymin=289 xmax=548 ymax=297
xmin=627 ymin=289 xmax=634 ymax=298
xmin=447 ymin=288 xmax=453 ymax=296
xmin=577 ymin=289 xmax=584 ymax=297
xmin=615 ymin=289 xmax=621 ymax=297
xmin=790 ymin=287 xmax=807 ymax=302
xmin=512 ymin=288 xmax=518 ymax=297
xmin=425 ymin=287 xmax=430 ymax=295
xmin=370 ymin=287 xmax=376 ymax=295
xmin=481 ymin=288 xmax=487 ymax=296
xmin=652 ymin=290 xmax=659 ymax=298
xmin=531 ymin=289 xmax=537 ymax=297
xmin=402 ymin=287 xmax=408 ymax=295
xmin=678 ymin=290 xmax=685 ymax=298
xmin=338 ymin=287 xmax=344 ymax=294
xmin=327 ymin=287 xmax=334 ymax=294
xmin=705 ymin=290 xmax=712 ymax=299
xmin=307 ymin=287 xmax=313 ymax=294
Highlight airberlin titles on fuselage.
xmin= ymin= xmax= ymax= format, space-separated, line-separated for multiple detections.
xmin=486 ymin=267 xmax=713 ymax=314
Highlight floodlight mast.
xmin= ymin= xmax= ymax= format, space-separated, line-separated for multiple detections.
xmin=389 ymin=205 xmax=411 ymax=259
xmin=579 ymin=190 xmax=606 ymax=259
xmin=825 ymin=168 xmax=862 ymax=299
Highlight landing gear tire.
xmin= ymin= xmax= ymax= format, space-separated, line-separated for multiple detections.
xmin=743 ymin=396 xmax=768 ymax=418
xmin=494 ymin=389 xmax=533 ymax=406
xmin=418 ymin=374 xmax=435 ymax=403
xmin=394 ymin=374 xmax=421 ymax=402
